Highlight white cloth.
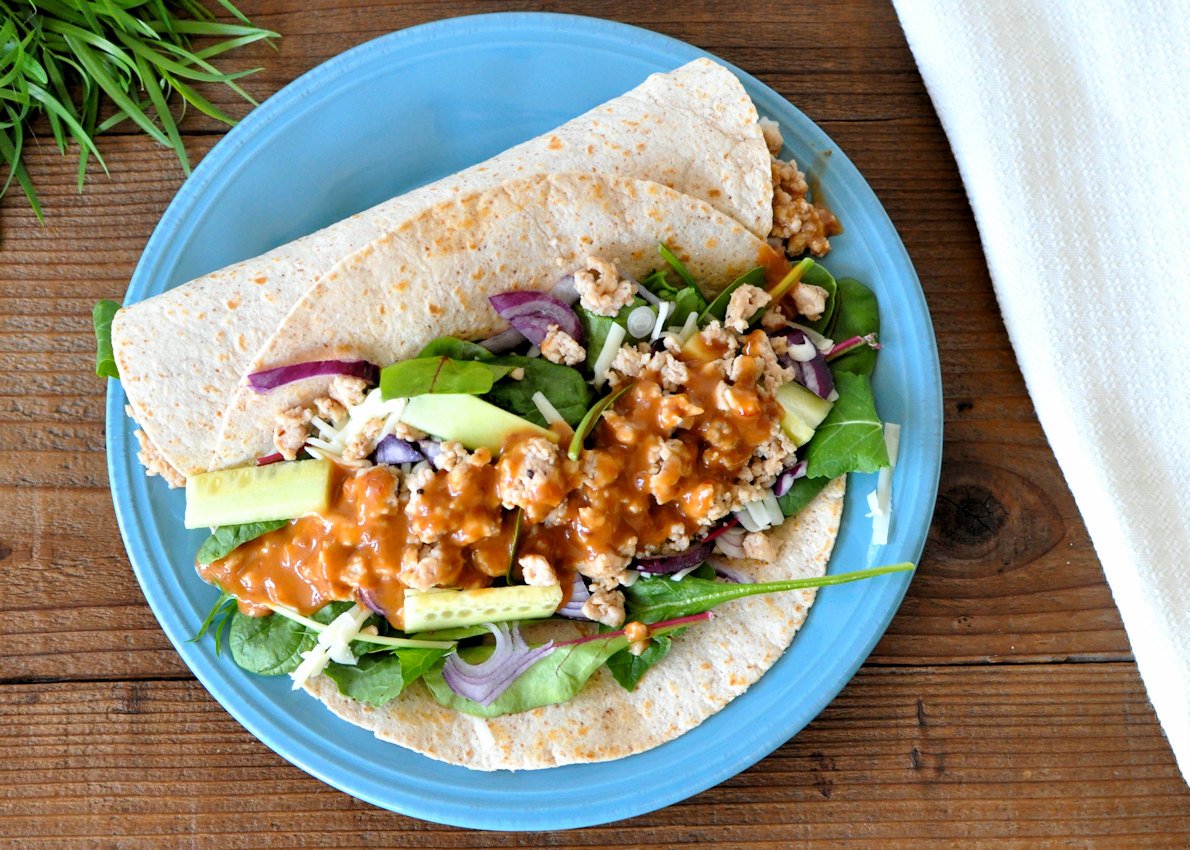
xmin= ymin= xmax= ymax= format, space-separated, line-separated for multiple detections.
xmin=893 ymin=0 xmax=1190 ymax=780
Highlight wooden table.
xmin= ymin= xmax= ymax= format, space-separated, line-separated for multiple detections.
xmin=3 ymin=1 xmax=1188 ymax=846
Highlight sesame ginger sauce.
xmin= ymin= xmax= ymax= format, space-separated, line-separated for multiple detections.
xmin=198 ymin=330 xmax=784 ymax=630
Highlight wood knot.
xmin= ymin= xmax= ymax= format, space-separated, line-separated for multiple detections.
xmin=0 ymin=541 xmax=11 ymax=563
xmin=927 ymin=460 xmax=1063 ymax=576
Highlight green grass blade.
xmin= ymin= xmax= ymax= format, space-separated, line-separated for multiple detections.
xmin=63 ymin=33 xmax=169 ymax=147
xmin=133 ymin=53 xmax=188 ymax=175
xmin=26 ymin=83 xmax=107 ymax=170
xmin=162 ymin=72 xmax=237 ymax=125
xmin=0 ymin=125 xmax=43 ymax=221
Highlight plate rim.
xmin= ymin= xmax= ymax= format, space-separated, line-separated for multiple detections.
xmin=106 ymin=10 xmax=943 ymax=831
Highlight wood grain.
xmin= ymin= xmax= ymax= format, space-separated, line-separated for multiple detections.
xmin=1 ymin=0 xmax=1184 ymax=843
xmin=2 ymin=665 xmax=1188 ymax=848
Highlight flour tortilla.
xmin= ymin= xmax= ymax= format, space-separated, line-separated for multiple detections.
xmin=304 ymin=476 xmax=844 ymax=771
xmin=112 ymin=58 xmax=773 ymax=477
xmin=211 ymin=171 xmax=785 ymax=469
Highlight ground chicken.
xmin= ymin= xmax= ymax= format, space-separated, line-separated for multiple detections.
xmin=432 ymin=440 xmax=470 ymax=472
xmin=391 ymin=421 xmax=426 ymax=441
xmin=540 ymin=325 xmax=586 ymax=366
xmin=607 ymin=343 xmax=649 ymax=386
xmin=579 ymin=541 xmax=636 ymax=583
xmin=793 ymin=283 xmax=830 ymax=321
xmin=724 ymin=284 xmax=771 ymax=333
xmin=495 ymin=436 xmax=565 ymax=522
xmin=656 ymin=393 xmax=704 ymax=433
xmin=328 ymin=375 xmax=369 ymax=408
xmin=519 ymin=554 xmax=557 ymax=587
xmin=582 ymin=585 xmax=626 ymax=628
xmin=399 ymin=543 xmax=454 ymax=591
xmin=742 ymin=531 xmax=777 ymax=562
xmin=342 ymin=417 xmax=384 ymax=461
xmin=400 ymin=462 xmax=435 ymax=501
xmin=312 ymin=396 xmax=347 ymax=428
xmin=759 ymin=116 xmax=784 ymax=156
xmin=742 ymin=428 xmax=797 ymax=488
xmin=761 ymin=310 xmax=790 ymax=332
xmin=273 ymin=405 xmax=312 ymax=461
xmin=771 ymin=158 xmax=840 ymax=257
xmin=646 ymin=437 xmax=695 ymax=503
xmin=133 ymin=430 xmax=185 ymax=488
xmin=645 ymin=350 xmax=689 ymax=393
xmin=573 ymin=255 xmax=636 ymax=317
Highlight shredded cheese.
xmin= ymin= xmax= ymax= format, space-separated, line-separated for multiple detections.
xmin=676 ymin=311 xmax=700 ymax=344
xmin=289 ymin=604 xmax=372 ymax=690
xmin=869 ymin=422 xmax=902 ymax=545
xmin=592 ymin=322 xmax=627 ymax=388
xmin=650 ymin=301 xmax=673 ymax=340
xmin=531 ymin=391 xmax=565 ymax=426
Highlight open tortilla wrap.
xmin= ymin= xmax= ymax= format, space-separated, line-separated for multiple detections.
xmin=112 ymin=58 xmax=773 ymax=477
xmin=210 ymin=171 xmax=787 ymax=469
xmin=304 ymin=477 xmax=844 ymax=771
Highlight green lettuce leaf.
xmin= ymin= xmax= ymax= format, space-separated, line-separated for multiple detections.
xmin=93 ymin=299 xmax=120 ymax=379
xmin=803 ymin=371 xmax=889 ymax=479
xmin=777 ymin=475 xmax=832 ymax=518
xmin=827 ymin=278 xmax=880 ymax=376
xmin=418 ymin=336 xmax=495 ymax=361
xmin=485 ymin=356 xmax=592 ymax=428
xmin=324 ymin=646 xmax=450 ymax=707
xmin=606 ymin=632 xmax=676 ymax=691
xmin=422 ymin=635 xmax=628 ymax=717
xmin=380 ymin=356 xmax=512 ymax=398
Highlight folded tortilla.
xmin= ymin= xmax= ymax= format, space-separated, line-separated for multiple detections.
xmin=305 ymin=476 xmax=844 ymax=771
xmin=212 ymin=171 xmax=786 ymax=468
xmin=113 ymin=58 xmax=773 ymax=477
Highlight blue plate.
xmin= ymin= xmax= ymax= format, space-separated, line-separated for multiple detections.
xmin=108 ymin=12 xmax=941 ymax=831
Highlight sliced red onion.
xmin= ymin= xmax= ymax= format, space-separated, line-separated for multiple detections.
xmin=558 ymin=571 xmax=592 ymax=620
xmin=374 ymin=435 xmax=423 ymax=464
xmin=478 ymin=326 xmax=526 ymax=354
xmin=256 ymin=452 xmax=285 ymax=466
xmin=707 ymin=558 xmax=755 ymax=584
xmin=773 ymin=460 xmax=808 ymax=497
xmin=552 ymin=274 xmax=580 ymax=305
xmin=793 ymin=357 xmax=835 ymax=400
xmin=826 ymin=333 xmax=882 ymax=360
xmin=417 ymin=439 xmax=442 ymax=463
xmin=489 ymin=291 xmax=583 ymax=346
xmin=248 ymin=359 xmax=378 ymax=394
xmin=713 ymin=526 xmax=748 ymax=559
xmin=701 ymin=515 xmax=740 ymax=542
xmin=778 ymin=330 xmax=836 ymax=401
xmin=355 ymin=587 xmax=389 ymax=617
xmin=635 ymin=541 xmax=713 ymax=575
xmin=441 ymin=622 xmax=555 ymax=707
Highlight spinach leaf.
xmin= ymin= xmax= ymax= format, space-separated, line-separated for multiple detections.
xmin=623 ymin=564 xmax=915 ymax=624
xmin=669 ymin=286 xmax=709 ymax=328
xmin=419 ymin=336 xmax=494 ymax=361
xmin=485 ymin=356 xmax=592 ymax=428
xmin=637 ymin=267 xmax=674 ymax=298
xmin=422 ymin=634 xmax=628 ymax=717
xmin=568 ymin=384 xmax=631 ymax=461
xmin=92 ymin=299 xmax=120 ymax=379
xmin=699 ymin=266 xmax=766 ymax=324
xmin=380 ymin=356 xmax=512 ymax=399
xmin=577 ymin=299 xmax=644 ymax=369
xmin=606 ymin=632 xmax=676 ymax=691
xmin=828 ymin=278 xmax=880 ymax=376
xmin=196 ymin=520 xmax=287 ymax=565
xmin=324 ymin=646 xmax=450 ymax=707
xmin=657 ymin=242 xmax=697 ymax=289
xmin=801 ymin=261 xmax=839 ymax=334
xmin=777 ymin=475 xmax=831 ymax=518
xmin=229 ymin=609 xmax=312 ymax=676
xmin=803 ymin=371 xmax=889 ymax=479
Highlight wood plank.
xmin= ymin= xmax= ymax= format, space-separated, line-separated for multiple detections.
xmin=1 ymin=665 xmax=1187 ymax=847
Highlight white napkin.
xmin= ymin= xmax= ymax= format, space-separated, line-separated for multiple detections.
xmin=893 ymin=0 xmax=1190 ymax=780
